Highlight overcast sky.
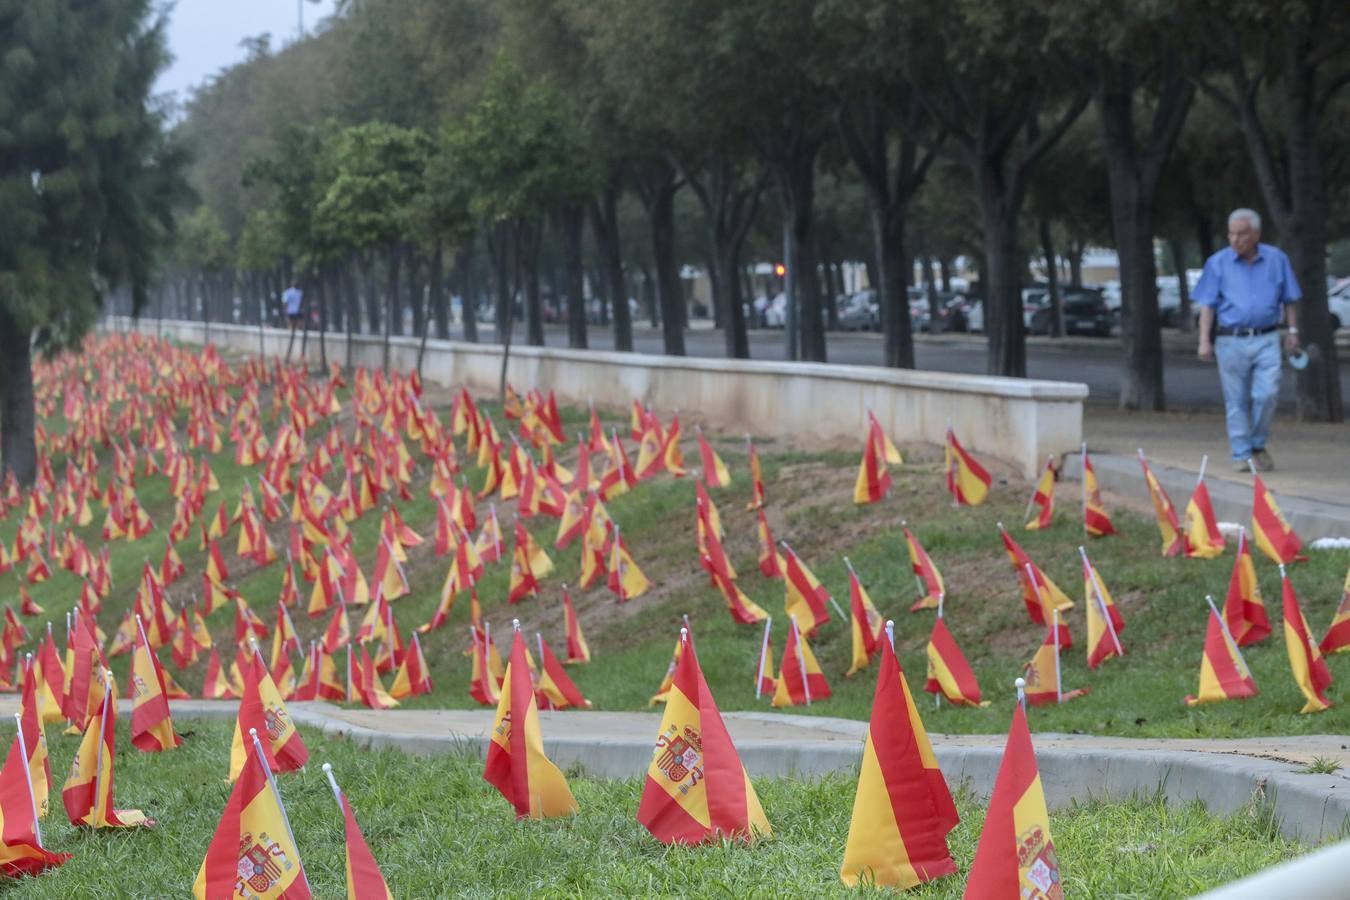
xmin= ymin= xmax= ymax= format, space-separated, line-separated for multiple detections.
xmin=155 ymin=0 xmax=338 ymax=101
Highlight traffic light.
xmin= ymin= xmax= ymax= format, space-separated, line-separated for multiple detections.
xmin=774 ymin=263 xmax=786 ymax=277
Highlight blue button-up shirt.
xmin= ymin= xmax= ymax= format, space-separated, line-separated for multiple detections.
xmin=1191 ymin=243 xmax=1300 ymax=329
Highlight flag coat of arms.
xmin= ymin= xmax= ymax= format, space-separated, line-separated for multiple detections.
xmin=637 ymin=629 xmax=769 ymax=844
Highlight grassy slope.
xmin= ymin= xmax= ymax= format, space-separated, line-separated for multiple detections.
xmin=13 ymin=721 xmax=1303 ymax=898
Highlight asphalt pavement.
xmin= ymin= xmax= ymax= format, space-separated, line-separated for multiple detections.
xmin=530 ymin=322 xmax=1350 ymax=414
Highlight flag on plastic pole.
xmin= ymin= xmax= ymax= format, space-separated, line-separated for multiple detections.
xmin=1319 ymin=567 xmax=1350 ymax=655
xmin=903 ymin=524 xmax=945 ymax=613
xmin=1223 ymin=528 xmax=1271 ymax=647
xmin=1185 ymin=597 xmax=1258 ymax=706
xmin=772 ymin=615 xmax=830 ymax=707
xmin=755 ymin=618 xmax=775 ymax=699
xmin=62 ymin=673 xmax=151 ymax=828
xmin=1183 ymin=457 xmax=1224 ymax=559
xmin=321 ymin=763 xmax=393 ymax=900
xmin=1138 ymin=450 xmax=1183 ymax=556
xmin=562 ymin=588 xmax=591 ymax=663
xmin=1023 ymin=456 xmax=1055 ymax=530
xmin=924 ymin=616 xmax=986 ymax=707
xmin=0 ymin=713 xmax=68 ymax=876
xmin=944 ymin=427 xmax=990 ymax=506
xmin=1021 ymin=611 xmax=1087 ymax=707
xmin=1252 ymin=474 xmax=1306 ymax=564
xmin=1281 ymin=567 xmax=1332 ymax=714
xmin=844 ymin=561 xmax=884 ymax=677
xmin=1080 ymin=548 xmax=1124 ymax=670
xmin=1081 ymin=445 xmax=1115 ymax=537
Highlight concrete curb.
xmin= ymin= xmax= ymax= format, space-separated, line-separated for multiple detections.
xmin=145 ymin=701 xmax=1348 ymax=845
xmin=1062 ymin=452 xmax=1350 ymax=541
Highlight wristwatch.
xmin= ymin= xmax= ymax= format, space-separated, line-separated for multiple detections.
xmin=1288 ymin=327 xmax=1299 ymax=334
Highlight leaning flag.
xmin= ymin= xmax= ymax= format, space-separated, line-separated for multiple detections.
xmin=745 ymin=437 xmax=766 ymax=510
xmin=782 ymin=545 xmax=831 ymax=637
xmin=845 ymin=567 xmax=884 ymax=677
xmin=1224 ymin=528 xmax=1271 ymax=647
xmin=1138 ymin=450 xmax=1183 ymax=556
xmin=637 ymin=628 xmax=769 ymax=844
xmin=194 ymin=730 xmax=309 ymax=899
xmin=1023 ymin=456 xmax=1055 ymax=530
xmin=1183 ymin=464 xmax=1224 ymax=559
xmin=323 ymin=764 xmax=392 ymax=900
xmin=755 ymin=618 xmax=775 ymax=698
xmin=1319 ymin=567 xmax=1350 ymax=655
xmin=62 ymin=675 xmax=151 ymax=828
xmin=390 ymin=632 xmax=432 ymax=700
xmin=1081 ymin=448 xmax=1115 ymax=537
xmin=756 ymin=509 xmax=783 ymax=579
xmin=19 ymin=663 xmax=51 ymax=819
xmin=534 ymin=636 xmax=591 ymax=710
xmin=1022 ymin=615 xmax=1087 ymax=706
xmin=962 ymin=702 xmax=1062 ymax=900
xmin=695 ymin=427 xmax=731 ymax=488
xmin=483 ymin=626 xmax=578 ymax=819
xmin=130 ymin=617 xmax=181 ymax=752
xmin=944 ymin=427 xmax=990 ymax=506
xmin=852 ymin=416 xmax=893 ymax=505
xmin=562 ymin=589 xmax=591 ymax=664
xmin=840 ymin=631 xmax=957 ymax=889
xmin=1281 ymin=568 xmax=1332 ymax=714
xmin=0 ymin=728 xmax=69 ymax=877
xmin=925 ymin=617 xmax=985 ymax=707
xmin=1252 ymin=475 xmax=1306 ymax=564
xmin=1185 ymin=604 xmax=1257 ymax=706
xmin=1081 ymin=551 xmax=1125 ymax=670
xmin=771 ymin=616 xmax=831 ymax=707
xmin=229 ymin=653 xmax=309 ymax=782
xmin=903 ymin=525 xmax=945 ymax=613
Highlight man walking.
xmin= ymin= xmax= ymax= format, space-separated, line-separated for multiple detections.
xmin=282 ymin=280 xmax=303 ymax=361
xmin=1194 ymin=208 xmax=1301 ymax=472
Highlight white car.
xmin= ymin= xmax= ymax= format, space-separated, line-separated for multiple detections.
xmin=764 ymin=292 xmax=787 ymax=328
xmin=1329 ymin=280 xmax=1350 ymax=330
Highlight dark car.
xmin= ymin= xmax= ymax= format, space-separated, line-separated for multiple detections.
xmin=1030 ymin=290 xmax=1114 ymax=337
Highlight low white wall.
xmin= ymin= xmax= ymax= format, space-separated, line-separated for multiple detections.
xmin=112 ymin=318 xmax=1086 ymax=479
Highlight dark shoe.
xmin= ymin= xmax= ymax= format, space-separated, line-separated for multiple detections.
xmin=1253 ymin=449 xmax=1274 ymax=472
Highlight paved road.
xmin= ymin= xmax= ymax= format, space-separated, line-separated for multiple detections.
xmin=527 ymin=323 xmax=1350 ymax=413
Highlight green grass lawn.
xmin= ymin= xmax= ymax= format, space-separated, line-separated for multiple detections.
xmin=9 ymin=720 xmax=1304 ymax=897
xmin=8 ymin=339 xmax=1350 ymax=744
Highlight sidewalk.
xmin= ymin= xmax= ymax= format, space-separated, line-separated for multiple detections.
xmin=1064 ymin=408 xmax=1350 ymax=540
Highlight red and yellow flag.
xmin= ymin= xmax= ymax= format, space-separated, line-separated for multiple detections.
xmin=1252 ymin=475 xmax=1306 ymax=564
xmin=194 ymin=731 xmax=309 ymax=899
xmin=695 ymin=426 xmax=731 ymax=488
xmin=325 ymin=766 xmax=392 ymax=900
xmin=845 ymin=567 xmax=884 ymax=677
xmin=756 ymin=509 xmax=783 ymax=579
xmin=964 ymin=702 xmax=1062 ymax=898
xmin=1281 ymin=569 xmax=1332 ymax=714
xmin=1183 ymin=476 xmax=1225 ymax=559
xmin=925 ymin=617 xmax=985 ymax=707
xmin=637 ymin=629 xmax=769 ymax=844
xmin=648 ymin=634 xmax=684 ymax=707
xmin=607 ymin=530 xmax=651 ymax=602
xmin=1024 ymin=456 xmax=1055 ymax=530
xmin=390 ymin=632 xmax=432 ymax=700
xmin=745 ymin=437 xmax=766 ymax=511
xmin=1319 ymin=567 xmax=1350 ymax=655
xmin=1138 ymin=451 xmax=1183 ymax=556
xmin=1223 ymin=528 xmax=1271 ymax=647
xmin=841 ymin=634 xmax=957 ymax=889
xmin=1081 ymin=450 xmax=1115 ymax=536
xmin=904 ymin=525 xmax=945 ymax=613
xmin=469 ymin=628 xmax=501 ymax=707
xmin=62 ymin=675 xmax=151 ymax=828
xmin=202 ymin=648 xmax=240 ymax=700
xmin=534 ymin=636 xmax=591 ymax=710
xmin=772 ymin=616 xmax=831 ymax=706
xmin=1000 ymin=525 xmax=1073 ymax=638
xmin=755 ymin=619 xmax=775 ymax=698
xmin=783 ymin=546 xmax=831 ymax=637
xmin=1082 ymin=553 xmax=1125 ymax=671
xmin=852 ymin=415 xmax=894 ymax=505
xmin=484 ymin=628 xmax=578 ymax=819
xmin=19 ymin=662 xmax=51 ymax=819
xmin=0 ymin=729 xmax=69 ymax=877
xmin=562 ymin=589 xmax=590 ymax=664
xmin=1022 ymin=618 xmax=1088 ymax=707
xmin=229 ymin=652 xmax=309 ymax=782
xmin=944 ymin=427 xmax=990 ymax=506
xmin=1185 ymin=606 xmax=1257 ymax=706
xmin=130 ymin=618 xmax=181 ymax=753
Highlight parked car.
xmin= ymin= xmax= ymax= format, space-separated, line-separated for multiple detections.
xmin=1028 ymin=288 xmax=1113 ymax=337
xmin=837 ymin=290 xmax=879 ymax=331
xmin=764 ymin=292 xmax=787 ymax=328
xmin=1021 ymin=289 xmax=1050 ymax=329
xmin=1328 ymin=279 xmax=1350 ymax=330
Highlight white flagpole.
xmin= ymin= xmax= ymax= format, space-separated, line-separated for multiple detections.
xmin=250 ymin=727 xmax=310 ymax=893
xmin=1078 ymin=546 xmax=1123 ymax=656
xmin=91 ymin=672 xmax=111 ymax=825
xmin=1015 ymin=676 xmax=1026 ymax=711
xmin=885 ymin=619 xmax=895 ymax=652
xmin=1022 ymin=457 xmax=1046 ymax=526
xmin=791 ymin=615 xmax=811 ymax=706
xmin=13 ymin=712 xmax=41 ymax=846
xmin=1205 ymin=594 xmax=1254 ymax=682
xmin=901 ymin=521 xmax=928 ymax=601
xmin=1052 ymin=609 xmax=1062 ymax=704
xmin=1197 ymin=454 xmax=1209 ymax=487
xmin=321 ymin=761 xmax=345 ymax=810
xmin=755 ymin=617 xmax=772 ymax=700
xmin=1023 ymin=562 xmax=1043 ymax=623
xmin=1080 ymin=442 xmax=1088 ymax=535
xmin=346 ymin=645 xmax=354 ymax=702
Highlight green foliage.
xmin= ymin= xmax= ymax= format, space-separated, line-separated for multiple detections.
xmin=313 ymin=122 xmax=431 ymax=254
xmin=236 ymin=209 xmax=286 ymax=273
xmin=178 ymin=206 xmax=233 ymax=274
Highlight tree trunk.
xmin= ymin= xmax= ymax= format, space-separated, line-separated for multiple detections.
xmin=362 ymin=254 xmax=380 ymax=335
xmin=429 ymin=244 xmax=448 ymax=340
xmin=1111 ymin=195 xmax=1164 ymax=410
xmin=780 ymin=159 xmax=826 ymax=362
xmin=489 ymin=223 xmax=513 ymax=345
xmin=316 ymin=268 xmax=328 ymax=369
xmin=977 ymin=175 xmax=1026 ymax=377
xmin=519 ymin=218 xmax=544 ymax=347
xmin=386 ymin=243 xmax=403 ymax=341
xmin=407 ymin=247 xmax=425 ymax=340
xmin=0 ymin=310 xmax=36 ymax=486
xmin=639 ymin=264 xmax=657 ymax=328
xmin=1038 ymin=218 xmax=1063 ymax=338
xmin=457 ymin=245 xmax=479 ymax=344
xmin=940 ymin=258 xmax=952 ymax=292
xmin=592 ymin=186 xmax=633 ymax=352
xmin=641 ymin=169 xmax=687 ymax=356
xmin=559 ymin=204 xmax=588 ymax=349
xmin=1068 ymin=239 xmax=1083 ymax=288
xmin=872 ymin=205 xmax=915 ymax=368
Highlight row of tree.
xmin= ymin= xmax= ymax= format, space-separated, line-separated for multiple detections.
xmin=154 ymin=0 xmax=1350 ymax=420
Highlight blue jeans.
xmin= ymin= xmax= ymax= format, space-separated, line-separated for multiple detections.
xmin=1214 ymin=332 xmax=1281 ymax=461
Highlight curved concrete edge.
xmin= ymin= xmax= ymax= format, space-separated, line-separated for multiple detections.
xmin=151 ymin=701 xmax=1346 ymax=845
xmin=109 ymin=318 xmax=1086 ymax=479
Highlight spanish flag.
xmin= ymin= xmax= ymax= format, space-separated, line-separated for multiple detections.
xmin=840 ymin=633 xmax=957 ymax=889
xmin=202 ymin=648 xmax=239 ymax=700
xmin=1319 ymin=567 xmax=1350 ymax=655
xmin=845 ymin=566 xmax=884 ymax=677
xmin=756 ymin=509 xmax=783 ymax=579
xmin=964 ymin=701 xmax=1062 ymax=898
xmin=484 ymin=626 xmax=578 ymax=819
xmin=1022 ymin=614 xmax=1087 ymax=706
xmin=562 ymin=589 xmax=591 ymax=664
xmin=1081 ymin=551 xmax=1125 ymax=670
xmin=229 ymin=652 xmax=309 ymax=782
xmin=772 ymin=616 xmax=831 ymax=706
xmin=1252 ymin=475 xmax=1306 ymax=564
xmin=648 ymin=632 xmax=685 ymax=706
xmin=745 ymin=436 xmax=766 ymax=510
xmin=469 ymin=628 xmax=501 ymax=707
xmin=1081 ymin=448 xmax=1115 ymax=536
xmin=1183 ymin=469 xmax=1224 ymax=559
xmin=903 ymin=524 xmax=945 ymax=613
xmin=944 ymin=427 xmax=990 ymax=506
xmin=1138 ymin=451 xmax=1183 ymax=556
xmin=533 ymin=635 xmax=591 ymax=710
xmin=130 ymin=618 xmax=181 ymax=753
xmin=782 ymin=545 xmax=832 ymax=637
xmin=755 ymin=618 xmax=775 ymax=698
xmin=607 ymin=530 xmax=651 ymax=602
xmin=0 ymin=728 xmax=68 ymax=876
xmin=323 ymin=765 xmax=392 ymax=900
xmin=390 ymin=632 xmax=432 ymax=700
xmin=852 ymin=416 xmax=893 ymax=505
xmin=695 ymin=426 xmax=731 ymax=488
xmin=194 ymin=729 xmax=309 ymax=899
xmin=1281 ymin=568 xmax=1332 ymax=714
xmin=35 ymin=628 xmax=65 ymax=726
xmin=18 ymin=663 xmax=50 ymax=819
xmin=999 ymin=525 xmax=1073 ymax=638
xmin=62 ymin=674 xmax=151 ymax=828
xmin=1223 ymin=528 xmax=1271 ymax=647
xmin=709 ymin=566 xmax=769 ymax=625
xmin=1024 ymin=456 xmax=1055 ymax=530
xmin=1185 ymin=604 xmax=1257 ymax=706
xmin=925 ymin=617 xmax=985 ymax=707
xmin=507 ymin=533 xmax=540 ymax=605
xmin=637 ymin=628 xmax=769 ymax=844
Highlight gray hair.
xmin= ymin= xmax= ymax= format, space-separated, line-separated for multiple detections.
xmin=1228 ymin=208 xmax=1262 ymax=231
